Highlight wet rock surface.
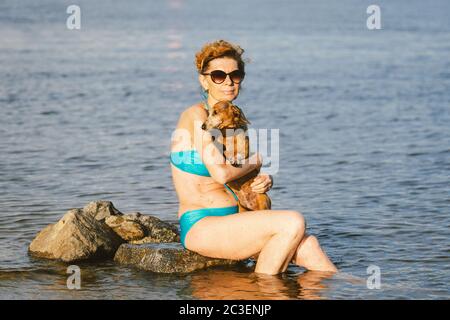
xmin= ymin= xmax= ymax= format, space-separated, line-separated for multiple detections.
xmin=114 ymin=242 xmax=240 ymax=273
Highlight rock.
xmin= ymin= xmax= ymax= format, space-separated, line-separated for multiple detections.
xmin=114 ymin=243 xmax=240 ymax=273
xmin=105 ymin=216 xmax=145 ymax=241
xmin=124 ymin=212 xmax=141 ymax=220
xmin=106 ymin=212 xmax=180 ymax=243
xmin=28 ymin=200 xmax=181 ymax=263
xmin=129 ymin=236 xmax=166 ymax=245
xmin=83 ymin=200 xmax=122 ymax=221
xmin=134 ymin=214 xmax=180 ymax=243
xmin=29 ymin=204 xmax=124 ymax=262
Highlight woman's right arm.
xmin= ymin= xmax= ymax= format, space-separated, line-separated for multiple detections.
xmin=191 ymin=109 xmax=262 ymax=184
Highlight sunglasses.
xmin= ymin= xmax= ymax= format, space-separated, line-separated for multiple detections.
xmin=202 ymin=69 xmax=245 ymax=84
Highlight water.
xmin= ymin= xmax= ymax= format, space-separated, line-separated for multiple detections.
xmin=0 ymin=0 xmax=449 ymax=299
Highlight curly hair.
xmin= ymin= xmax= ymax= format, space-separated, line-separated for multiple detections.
xmin=195 ymin=39 xmax=247 ymax=74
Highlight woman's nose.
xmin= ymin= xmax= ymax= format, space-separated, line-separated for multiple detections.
xmin=223 ymin=75 xmax=234 ymax=85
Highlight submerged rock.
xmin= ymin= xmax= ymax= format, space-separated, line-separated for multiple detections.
xmin=114 ymin=243 xmax=240 ymax=273
xmin=29 ymin=203 xmax=124 ymax=262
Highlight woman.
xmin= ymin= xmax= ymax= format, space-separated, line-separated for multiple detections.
xmin=170 ymin=40 xmax=337 ymax=275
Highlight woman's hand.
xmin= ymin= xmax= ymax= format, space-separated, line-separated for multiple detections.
xmin=250 ymin=173 xmax=273 ymax=193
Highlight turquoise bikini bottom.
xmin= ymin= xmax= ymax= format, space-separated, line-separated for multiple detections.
xmin=179 ymin=205 xmax=239 ymax=248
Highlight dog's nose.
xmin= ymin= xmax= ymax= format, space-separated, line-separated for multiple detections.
xmin=201 ymin=123 xmax=206 ymax=130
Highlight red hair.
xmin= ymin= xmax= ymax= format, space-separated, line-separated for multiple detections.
xmin=195 ymin=39 xmax=247 ymax=74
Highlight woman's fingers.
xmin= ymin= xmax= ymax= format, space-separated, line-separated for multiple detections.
xmin=252 ymin=187 xmax=267 ymax=193
xmin=250 ymin=174 xmax=272 ymax=193
xmin=250 ymin=176 xmax=265 ymax=187
xmin=253 ymin=183 xmax=271 ymax=193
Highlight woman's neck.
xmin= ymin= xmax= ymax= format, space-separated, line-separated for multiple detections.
xmin=205 ymin=95 xmax=219 ymax=111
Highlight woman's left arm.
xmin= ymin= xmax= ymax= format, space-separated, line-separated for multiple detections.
xmin=250 ymin=173 xmax=273 ymax=193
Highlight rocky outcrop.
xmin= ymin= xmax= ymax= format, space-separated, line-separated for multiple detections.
xmin=114 ymin=243 xmax=240 ymax=273
xmin=105 ymin=212 xmax=180 ymax=243
xmin=29 ymin=201 xmax=236 ymax=274
xmin=28 ymin=202 xmax=124 ymax=262
xmin=105 ymin=216 xmax=146 ymax=241
xmin=29 ymin=201 xmax=181 ymax=263
xmin=83 ymin=200 xmax=123 ymax=220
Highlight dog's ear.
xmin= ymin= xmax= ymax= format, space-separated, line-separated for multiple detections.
xmin=215 ymin=101 xmax=230 ymax=111
xmin=232 ymin=105 xmax=251 ymax=126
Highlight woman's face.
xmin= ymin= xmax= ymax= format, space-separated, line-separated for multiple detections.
xmin=199 ymin=57 xmax=242 ymax=102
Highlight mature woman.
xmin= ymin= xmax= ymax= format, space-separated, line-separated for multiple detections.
xmin=170 ymin=40 xmax=337 ymax=275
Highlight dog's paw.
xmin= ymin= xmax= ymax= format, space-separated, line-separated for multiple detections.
xmin=231 ymin=154 xmax=246 ymax=166
xmin=227 ymin=158 xmax=237 ymax=166
xmin=236 ymin=154 xmax=245 ymax=163
xmin=226 ymin=156 xmax=239 ymax=166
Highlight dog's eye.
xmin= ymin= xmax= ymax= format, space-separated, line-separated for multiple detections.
xmin=212 ymin=111 xmax=217 ymax=115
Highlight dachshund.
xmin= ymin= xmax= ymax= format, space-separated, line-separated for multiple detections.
xmin=201 ymin=100 xmax=272 ymax=212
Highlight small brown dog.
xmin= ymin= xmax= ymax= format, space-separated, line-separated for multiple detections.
xmin=201 ymin=101 xmax=272 ymax=212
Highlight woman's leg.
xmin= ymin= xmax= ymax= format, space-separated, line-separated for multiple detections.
xmin=185 ymin=210 xmax=305 ymax=275
xmin=291 ymin=234 xmax=337 ymax=272
xmin=206 ymin=219 xmax=337 ymax=273
xmin=206 ymin=230 xmax=337 ymax=273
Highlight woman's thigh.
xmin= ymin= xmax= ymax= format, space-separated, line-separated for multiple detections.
xmin=185 ymin=210 xmax=304 ymax=260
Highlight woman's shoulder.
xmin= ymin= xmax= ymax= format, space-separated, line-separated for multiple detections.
xmin=180 ymin=102 xmax=207 ymax=121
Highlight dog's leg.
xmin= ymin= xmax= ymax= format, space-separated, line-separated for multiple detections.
xmin=238 ymin=202 xmax=248 ymax=213
xmin=234 ymin=131 xmax=248 ymax=165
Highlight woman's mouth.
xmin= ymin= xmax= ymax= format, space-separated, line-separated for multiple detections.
xmin=223 ymin=90 xmax=234 ymax=95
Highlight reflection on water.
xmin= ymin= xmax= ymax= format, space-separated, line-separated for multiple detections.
xmin=189 ymin=267 xmax=336 ymax=300
xmin=1 ymin=0 xmax=449 ymax=299
xmin=0 ymin=263 xmax=339 ymax=300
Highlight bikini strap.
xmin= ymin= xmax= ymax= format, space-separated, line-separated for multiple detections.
xmin=224 ymin=183 xmax=239 ymax=202
xmin=203 ymin=100 xmax=211 ymax=112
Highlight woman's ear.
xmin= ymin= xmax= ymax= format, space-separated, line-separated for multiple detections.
xmin=198 ymin=74 xmax=208 ymax=91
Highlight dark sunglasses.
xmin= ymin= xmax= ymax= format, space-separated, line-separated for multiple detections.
xmin=202 ymin=69 xmax=245 ymax=84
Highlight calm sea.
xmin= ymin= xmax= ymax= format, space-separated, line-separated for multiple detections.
xmin=0 ymin=0 xmax=449 ymax=299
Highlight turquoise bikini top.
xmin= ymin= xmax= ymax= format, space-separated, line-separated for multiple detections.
xmin=170 ymin=149 xmax=211 ymax=177
xmin=169 ymin=97 xmax=238 ymax=201
xmin=169 ymin=100 xmax=212 ymax=177
xmin=170 ymin=148 xmax=239 ymax=201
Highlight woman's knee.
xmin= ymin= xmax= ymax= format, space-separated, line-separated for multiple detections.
xmin=277 ymin=210 xmax=306 ymax=239
xmin=301 ymin=234 xmax=319 ymax=249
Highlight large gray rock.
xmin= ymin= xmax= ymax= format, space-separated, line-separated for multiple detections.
xmin=29 ymin=202 xmax=124 ymax=262
xmin=114 ymin=243 xmax=240 ymax=273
